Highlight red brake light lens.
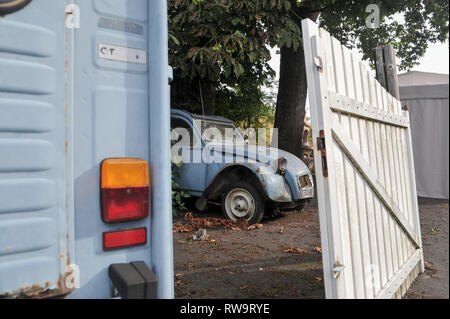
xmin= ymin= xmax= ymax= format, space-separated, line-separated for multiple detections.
xmin=103 ymin=228 xmax=147 ymax=250
xmin=101 ymin=187 xmax=149 ymax=223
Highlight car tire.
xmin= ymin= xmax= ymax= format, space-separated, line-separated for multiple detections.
xmin=221 ymin=181 xmax=265 ymax=225
xmin=0 ymin=0 xmax=31 ymax=15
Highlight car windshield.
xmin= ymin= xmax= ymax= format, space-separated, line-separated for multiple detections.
xmin=198 ymin=120 xmax=243 ymax=142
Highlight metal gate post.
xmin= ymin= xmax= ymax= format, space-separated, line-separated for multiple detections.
xmin=148 ymin=0 xmax=174 ymax=299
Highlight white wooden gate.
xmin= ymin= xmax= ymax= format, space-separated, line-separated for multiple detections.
xmin=302 ymin=19 xmax=424 ymax=299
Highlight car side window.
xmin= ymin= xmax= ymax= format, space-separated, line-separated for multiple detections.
xmin=171 ymin=118 xmax=196 ymax=147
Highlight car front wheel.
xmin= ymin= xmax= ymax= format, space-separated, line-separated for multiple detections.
xmin=221 ymin=181 xmax=265 ymax=225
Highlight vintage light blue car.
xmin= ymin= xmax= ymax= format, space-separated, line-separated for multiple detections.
xmin=171 ymin=110 xmax=314 ymax=225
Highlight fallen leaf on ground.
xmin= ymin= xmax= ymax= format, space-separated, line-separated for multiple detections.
xmin=312 ymin=246 xmax=322 ymax=254
xmin=424 ymin=261 xmax=438 ymax=273
xmin=247 ymin=223 xmax=263 ymax=230
xmin=283 ymin=247 xmax=307 ymax=254
xmin=184 ymin=212 xmax=194 ymax=222
xmin=173 ymin=213 xmax=259 ymax=233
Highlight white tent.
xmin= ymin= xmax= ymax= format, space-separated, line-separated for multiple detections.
xmin=399 ymin=71 xmax=449 ymax=199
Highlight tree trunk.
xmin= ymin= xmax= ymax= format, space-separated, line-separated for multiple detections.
xmin=274 ymin=9 xmax=319 ymax=158
xmin=273 ymin=45 xmax=308 ymax=158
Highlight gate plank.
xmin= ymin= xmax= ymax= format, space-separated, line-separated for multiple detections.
xmin=350 ymin=52 xmax=374 ymax=298
xmin=376 ymin=81 xmax=400 ymax=274
xmin=369 ymin=75 xmax=393 ymax=284
xmin=302 ymin=19 xmax=342 ymax=299
xmin=404 ymin=110 xmax=425 ymax=272
xmin=341 ymin=43 xmax=366 ymax=298
xmin=328 ymin=33 xmax=355 ymax=298
xmin=358 ymin=61 xmax=382 ymax=295
xmin=388 ymin=94 xmax=409 ymax=270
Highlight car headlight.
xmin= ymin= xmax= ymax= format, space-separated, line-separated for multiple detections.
xmin=276 ymin=157 xmax=288 ymax=175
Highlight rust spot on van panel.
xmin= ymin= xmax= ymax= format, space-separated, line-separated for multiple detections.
xmin=0 ymin=282 xmax=62 ymax=299
xmin=0 ymin=268 xmax=75 ymax=299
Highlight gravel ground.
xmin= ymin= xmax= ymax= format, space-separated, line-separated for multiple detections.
xmin=405 ymin=198 xmax=449 ymax=299
xmin=174 ymin=198 xmax=448 ymax=299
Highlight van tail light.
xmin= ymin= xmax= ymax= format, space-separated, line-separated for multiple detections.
xmin=101 ymin=159 xmax=150 ymax=223
xmin=103 ymin=228 xmax=147 ymax=250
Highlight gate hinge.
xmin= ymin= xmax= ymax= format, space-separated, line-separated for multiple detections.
xmin=317 ymin=130 xmax=328 ymax=177
xmin=333 ymin=263 xmax=345 ymax=279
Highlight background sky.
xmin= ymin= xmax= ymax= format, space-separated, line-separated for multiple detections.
xmin=412 ymin=42 xmax=449 ymax=74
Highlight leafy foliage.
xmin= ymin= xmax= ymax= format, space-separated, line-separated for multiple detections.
xmin=316 ymin=0 xmax=449 ymax=70
xmin=216 ymin=74 xmax=276 ymax=129
xmin=170 ymin=0 xmax=448 ymax=79
xmin=169 ymin=0 xmax=299 ymax=82
xmin=169 ymin=0 xmax=299 ymax=122
xmin=172 ymin=162 xmax=191 ymax=215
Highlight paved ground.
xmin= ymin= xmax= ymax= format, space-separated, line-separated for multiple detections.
xmin=173 ymin=198 xmax=448 ymax=299
xmin=405 ymin=198 xmax=449 ymax=299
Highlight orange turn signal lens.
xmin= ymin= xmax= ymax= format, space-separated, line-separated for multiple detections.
xmin=101 ymin=159 xmax=150 ymax=223
xmin=101 ymin=158 xmax=149 ymax=189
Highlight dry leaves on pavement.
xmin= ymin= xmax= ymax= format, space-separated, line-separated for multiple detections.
xmin=173 ymin=212 xmax=263 ymax=233
xmin=282 ymin=246 xmax=307 ymax=255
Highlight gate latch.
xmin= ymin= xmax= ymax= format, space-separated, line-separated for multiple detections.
xmin=333 ymin=263 xmax=345 ymax=279
xmin=317 ymin=130 xmax=328 ymax=177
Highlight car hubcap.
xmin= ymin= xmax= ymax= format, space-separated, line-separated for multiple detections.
xmin=225 ymin=188 xmax=256 ymax=220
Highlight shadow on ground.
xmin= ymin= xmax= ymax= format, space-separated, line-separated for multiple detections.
xmin=173 ymin=198 xmax=448 ymax=299
xmin=405 ymin=198 xmax=449 ymax=299
xmin=173 ymin=204 xmax=325 ymax=299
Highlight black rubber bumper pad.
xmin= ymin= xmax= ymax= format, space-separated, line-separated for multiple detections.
xmin=109 ymin=261 xmax=158 ymax=299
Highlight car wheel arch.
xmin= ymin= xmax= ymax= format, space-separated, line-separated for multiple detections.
xmin=0 ymin=0 xmax=31 ymax=15
xmin=201 ymin=164 xmax=268 ymax=203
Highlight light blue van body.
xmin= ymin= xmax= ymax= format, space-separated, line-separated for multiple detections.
xmin=0 ymin=0 xmax=173 ymax=299
xmin=171 ymin=110 xmax=315 ymax=208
